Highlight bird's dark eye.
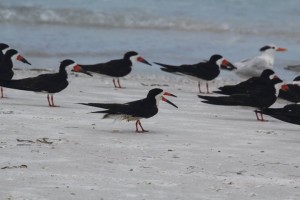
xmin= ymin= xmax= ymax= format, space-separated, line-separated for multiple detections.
xmin=272 ymin=47 xmax=275 ymax=49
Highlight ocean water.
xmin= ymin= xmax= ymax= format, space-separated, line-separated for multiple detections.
xmin=1 ymin=0 xmax=300 ymax=80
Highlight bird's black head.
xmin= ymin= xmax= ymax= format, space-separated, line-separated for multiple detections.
xmin=260 ymin=69 xmax=275 ymax=78
xmin=4 ymin=49 xmax=31 ymax=65
xmin=5 ymin=49 xmax=18 ymax=57
xmin=209 ymin=54 xmax=223 ymax=63
xmin=147 ymin=88 xmax=164 ymax=98
xmin=260 ymin=45 xmax=274 ymax=52
xmin=147 ymin=88 xmax=178 ymax=108
xmin=209 ymin=54 xmax=236 ymax=70
xmin=60 ymin=59 xmax=75 ymax=68
xmin=259 ymin=45 xmax=287 ymax=52
xmin=292 ymin=76 xmax=300 ymax=85
xmin=124 ymin=51 xmax=139 ymax=60
xmin=293 ymin=76 xmax=300 ymax=82
xmin=124 ymin=51 xmax=152 ymax=66
xmin=0 ymin=43 xmax=9 ymax=51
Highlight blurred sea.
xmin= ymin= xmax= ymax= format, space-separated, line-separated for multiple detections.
xmin=1 ymin=0 xmax=300 ymax=80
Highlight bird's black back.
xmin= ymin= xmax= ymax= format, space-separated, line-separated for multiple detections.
xmin=260 ymin=104 xmax=300 ymax=125
xmin=156 ymin=60 xmax=220 ymax=81
xmin=79 ymin=59 xmax=132 ymax=77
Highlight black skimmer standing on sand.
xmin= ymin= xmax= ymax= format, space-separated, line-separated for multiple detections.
xmin=255 ymin=103 xmax=300 ymax=125
xmin=77 ymin=51 xmax=152 ymax=88
xmin=234 ymin=44 xmax=287 ymax=79
xmin=0 ymin=59 xmax=91 ymax=106
xmin=198 ymin=76 xmax=288 ymax=121
xmin=0 ymin=49 xmax=31 ymax=98
xmin=214 ymin=69 xmax=275 ymax=95
xmin=78 ymin=88 xmax=178 ymax=133
xmin=154 ymin=54 xmax=236 ymax=93
xmin=278 ymin=76 xmax=300 ymax=103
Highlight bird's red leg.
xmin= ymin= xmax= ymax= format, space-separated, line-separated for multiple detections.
xmin=51 ymin=95 xmax=56 ymax=107
xmin=254 ymin=111 xmax=267 ymax=122
xmin=135 ymin=120 xmax=140 ymax=133
xmin=113 ymin=79 xmax=117 ymax=88
xmin=198 ymin=82 xmax=202 ymax=93
xmin=138 ymin=120 xmax=148 ymax=133
xmin=47 ymin=94 xmax=52 ymax=107
xmin=255 ymin=110 xmax=260 ymax=121
xmin=260 ymin=113 xmax=267 ymax=122
xmin=0 ymin=87 xmax=3 ymax=98
xmin=206 ymin=82 xmax=210 ymax=94
xmin=117 ymin=78 xmax=123 ymax=88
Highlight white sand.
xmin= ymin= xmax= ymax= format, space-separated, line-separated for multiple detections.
xmin=0 ymin=70 xmax=299 ymax=200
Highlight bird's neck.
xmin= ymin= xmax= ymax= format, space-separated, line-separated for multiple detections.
xmin=0 ymin=55 xmax=13 ymax=70
xmin=274 ymin=83 xmax=284 ymax=96
xmin=59 ymin=66 xmax=68 ymax=78
xmin=261 ymin=51 xmax=275 ymax=66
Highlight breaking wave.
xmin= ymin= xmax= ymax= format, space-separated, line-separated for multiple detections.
xmin=0 ymin=4 xmax=299 ymax=38
xmin=0 ymin=5 xmax=231 ymax=32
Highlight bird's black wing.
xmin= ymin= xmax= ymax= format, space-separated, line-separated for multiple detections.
xmin=0 ymin=73 xmax=66 ymax=92
xmin=79 ymin=98 xmax=144 ymax=115
xmin=258 ymin=104 xmax=300 ymax=125
xmin=216 ymin=77 xmax=269 ymax=95
xmin=198 ymin=94 xmax=253 ymax=106
xmin=156 ymin=61 xmax=216 ymax=79
xmin=79 ymin=59 xmax=131 ymax=77
xmin=154 ymin=62 xmax=183 ymax=75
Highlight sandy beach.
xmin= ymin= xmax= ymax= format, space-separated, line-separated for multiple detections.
xmin=0 ymin=69 xmax=299 ymax=200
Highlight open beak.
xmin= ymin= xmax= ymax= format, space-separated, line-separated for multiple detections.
xmin=72 ymin=65 xmax=93 ymax=76
xmin=16 ymin=54 xmax=31 ymax=65
xmin=221 ymin=59 xmax=236 ymax=70
xmin=162 ymin=91 xmax=178 ymax=108
xmin=276 ymin=47 xmax=287 ymax=52
xmin=162 ymin=96 xmax=178 ymax=108
xmin=137 ymin=56 xmax=152 ymax=66
xmin=163 ymin=91 xmax=177 ymax=98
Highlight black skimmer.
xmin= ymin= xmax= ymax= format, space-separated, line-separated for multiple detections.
xmin=77 ymin=51 xmax=151 ymax=88
xmin=278 ymin=76 xmax=300 ymax=103
xmin=214 ymin=69 xmax=275 ymax=95
xmin=235 ymin=45 xmax=287 ymax=79
xmin=154 ymin=54 xmax=236 ymax=93
xmin=198 ymin=76 xmax=288 ymax=121
xmin=255 ymin=103 xmax=300 ymax=125
xmin=78 ymin=88 xmax=177 ymax=133
xmin=0 ymin=49 xmax=31 ymax=98
xmin=0 ymin=59 xmax=91 ymax=106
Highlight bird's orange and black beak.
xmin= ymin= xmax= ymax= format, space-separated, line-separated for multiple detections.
xmin=16 ymin=54 xmax=31 ymax=65
xmin=276 ymin=47 xmax=287 ymax=52
xmin=72 ymin=65 xmax=93 ymax=76
xmin=137 ymin=56 xmax=152 ymax=66
xmin=220 ymin=59 xmax=236 ymax=71
xmin=162 ymin=92 xmax=178 ymax=108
